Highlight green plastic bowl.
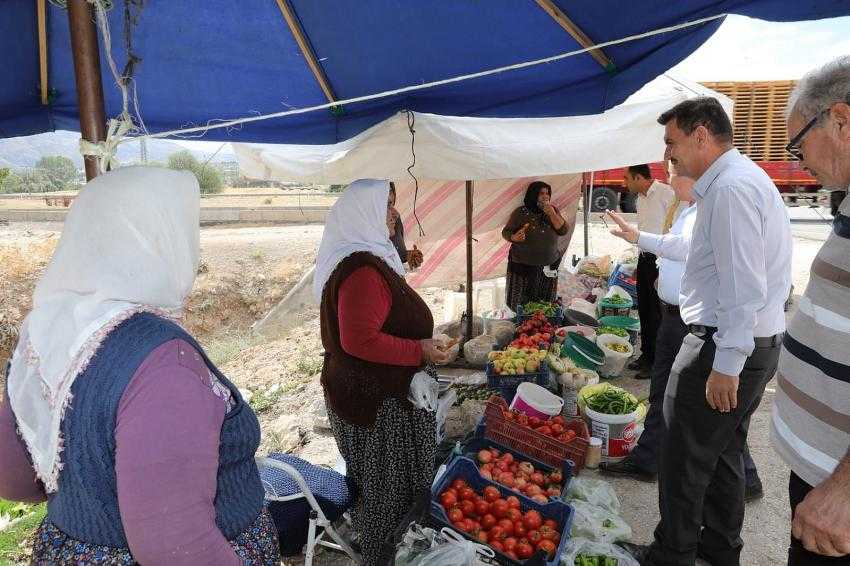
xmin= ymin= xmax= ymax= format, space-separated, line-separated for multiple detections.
xmin=598 ymin=315 xmax=640 ymax=346
xmin=561 ymin=331 xmax=605 ymax=370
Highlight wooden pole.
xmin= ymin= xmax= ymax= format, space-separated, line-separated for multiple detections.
xmin=584 ymin=172 xmax=594 ymax=256
xmin=465 ymin=180 xmax=474 ymax=342
xmin=67 ymin=0 xmax=107 ymax=181
xmin=37 ymin=0 xmax=49 ymax=105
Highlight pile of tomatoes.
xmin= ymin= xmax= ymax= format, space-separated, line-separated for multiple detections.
xmin=499 ymin=411 xmax=578 ymax=444
xmin=438 ymin=478 xmax=562 ymax=561
xmin=475 ymin=448 xmax=564 ymax=504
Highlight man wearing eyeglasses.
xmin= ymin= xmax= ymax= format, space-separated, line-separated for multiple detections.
xmin=772 ymin=56 xmax=850 ymax=565
xmin=621 ymin=97 xmax=792 ymax=566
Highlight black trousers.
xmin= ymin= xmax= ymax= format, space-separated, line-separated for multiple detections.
xmin=630 ymin=307 xmax=761 ymax=482
xmin=648 ymin=330 xmax=780 ymax=566
xmin=789 ymin=472 xmax=850 ymax=565
xmin=637 ymin=252 xmax=662 ymax=364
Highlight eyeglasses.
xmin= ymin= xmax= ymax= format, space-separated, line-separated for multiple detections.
xmin=786 ymin=110 xmax=828 ymax=160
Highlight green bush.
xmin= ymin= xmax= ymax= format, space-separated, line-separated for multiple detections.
xmin=167 ymin=150 xmax=224 ymax=194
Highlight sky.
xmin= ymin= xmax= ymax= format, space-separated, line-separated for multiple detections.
xmin=169 ymin=14 xmax=850 ymax=153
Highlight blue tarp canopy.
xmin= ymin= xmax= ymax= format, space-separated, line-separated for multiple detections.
xmin=3 ymin=1 xmax=848 ymax=144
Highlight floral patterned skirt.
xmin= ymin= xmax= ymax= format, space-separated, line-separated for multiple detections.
xmin=31 ymin=506 xmax=280 ymax=565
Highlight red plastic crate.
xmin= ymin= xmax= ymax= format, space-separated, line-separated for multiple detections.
xmin=483 ymin=397 xmax=590 ymax=472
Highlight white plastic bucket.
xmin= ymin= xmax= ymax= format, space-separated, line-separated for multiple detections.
xmin=584 ymin=404 xmax=640 ymax=463
xmin=596 ymin=334 xmax=634 ymax=378
xmin=509 ymin=382 xmax=564 ymax=419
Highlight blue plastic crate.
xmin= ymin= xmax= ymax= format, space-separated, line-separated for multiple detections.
xmin=431 ymin=456 xmax=574 ymax=566
xmin=456 ymin=437 xmax=574 ymax=500
xmin=486 ymin=361 xmax=549 ymax=403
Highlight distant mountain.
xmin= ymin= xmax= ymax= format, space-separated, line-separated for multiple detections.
xmin=0 ymin=130 xmax=236 ymax=170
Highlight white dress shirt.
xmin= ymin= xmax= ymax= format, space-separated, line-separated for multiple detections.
xmin=637 ymin=204 xmax=697 ymax=305
xmin=679 ymin=148 xmax=792 ymax=376
xmin=636 ymin=180 xmax=676 ymax=235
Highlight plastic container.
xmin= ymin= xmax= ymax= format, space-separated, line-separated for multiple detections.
xmin=510 ymin=382 xmax=564 ymax=419
xmin=563 ymin=308 xmax=599 ymax=328
xmin=481 ymin=397 xmax=591 ymax=471
xmin=561 ymin=332 xmax=605 ymax=370
xmin=557 ymin=325 xmax=596 ymax=343
xmin=598 ymin=315 xmax=640 ymax=346
xmin=458 ymin=437 xmax=575 ymax=500
xmin=595 ymin=335 xmax=634 ymax=379
xmin=585 ymin=438 xmax=603 ymax=469
xmin=597 ymin=297 xmax=633 ymax=318
xmin=584 ymin=405 xmax=641 ymax=464
xmin=486 ymin=360 xmax=549 ymax=403
xmin=431 ymin=457 xmax=575 ymax=566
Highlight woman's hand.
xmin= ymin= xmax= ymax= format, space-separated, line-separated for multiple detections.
xmin=421 ymin=339 xmax=451 ymax=364
xmin=510 ymin=223 xmax=530 ymax=243
xmin=606 ymin=210 xmax=640 ymax=244
xmin=407 ymin=245 xmax=424 ymax=268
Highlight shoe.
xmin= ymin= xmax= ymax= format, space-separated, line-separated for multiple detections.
xmin=617 ymin=542 xmax=652 ymax=564
xmin=628 ymin=356 xmax=648 ymax=371
xmin=745 ymin=479 xmax=764 ymax=503
xmin=599 ymin=457 xmax=657 ymax=482
xmin=634 ymin=368 xmax=651 ymax=380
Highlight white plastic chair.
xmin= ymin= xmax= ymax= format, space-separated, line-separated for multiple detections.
xmin=256 ymin=456 xmax=362 ymax=566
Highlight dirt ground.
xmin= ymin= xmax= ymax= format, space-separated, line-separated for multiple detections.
xmin=0 ymin=217 xmax=831 ymax=565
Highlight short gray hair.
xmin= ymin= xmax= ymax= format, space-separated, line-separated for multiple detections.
xmin=787 ymin=56 xmax=850 ymax=121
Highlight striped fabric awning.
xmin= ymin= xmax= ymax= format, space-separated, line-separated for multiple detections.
xmin=392 ymin=175 xmax=581 ymax=289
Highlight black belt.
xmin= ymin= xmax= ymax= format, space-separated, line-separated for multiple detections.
xmin=688 ymin=325 xmax=784 ymax=347
xmin=660 ymin=300 xmax=679 ymax=314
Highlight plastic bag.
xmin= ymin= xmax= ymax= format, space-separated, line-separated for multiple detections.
xmin=596 ymin=334 xmax=634 ymax=378
xmin=407 ymin=372 xmax=438 ymax=411
xmin=569 ymin=500 xmax=632 ymax=544
xmin=562 ymin=537 xmax=640 ymax=566
xmin=463 ymin=335 xmax=497 ymax=366
xmin=487 ymin=320 xmax=516 ymax=348
xmin=433 ymin=333 xmax=460 ymax=365
xmin=566 ymin=477 xmax=621 ymax=514
xmin=436 ymin=316 xmax=483 ymax=340
xmin=408 ymin=528 xmax=494 ymax=566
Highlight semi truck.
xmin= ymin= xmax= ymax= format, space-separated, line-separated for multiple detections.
xmin=587 ymin=80 xmax=839 ymax=214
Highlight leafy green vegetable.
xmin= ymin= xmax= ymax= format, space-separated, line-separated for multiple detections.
xmin=597 ymin=326 xmax=629 ymax=338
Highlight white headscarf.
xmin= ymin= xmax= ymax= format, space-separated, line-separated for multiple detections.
xmin=7 ymin=166 xmax=200 ymax=492
xmin=313 ymin=179 xmax=405 ymax=302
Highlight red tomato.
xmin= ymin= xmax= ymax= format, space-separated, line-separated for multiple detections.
xmin=551 ymin=415 xmax=565 ymax=426
xmin=516 ymin=540 xmax=535 ymax=560
xmin=532 ymin=494 xmax=549 ymax=504
xmin=550 ymin=423 xmax=565 ymax=435
xmin=459 ymin=487 xmax=476 ymax=502
xmin=492 ymin=499 xmax=509 ymax=519
xmin=461 ymin=519 xmax=475 ymax=533
xmin=496 ymin=460 xmax=510 ymax=472
xmin=530 ymin=472 xmax=546 ymax=486
xmin=483 ymin=486 xmax=501 ymax=503
xmin=526 ymin=484 xmax=543 ymax=497
xmin=536 ymin=538 xmax=557 ymax=558
xmin=539 ymin=525 xmax=558 ymax=541
xmin=501 ymin=453 xmax=514 ymax=465
xmin=448 ymin=508 xmax=464 ymax=523
xmin=477 ymin=449 xmax=493 ymax=464
xmin=476 ymin=530 xmax=488 ymax=544
xmin=528 ymin=416 xmax=542 ymax=428
xmin=506 ymin=495 xmax=521 ymax=510
xmin=537 ymin=425 xmax=552 ymax=436
xmin=513 ymin=521 xmax=527 ymax=538
xmin=523 ymin=509 xmax=543 ymax=531
xmin=488 ymin=526 xmax=506 ymax=541
xmin=475 ymin=500 xmax=490 ymax=516
xmin=549 ymin=470 xmax=563 ymax=484
xmin=452 ymin=520 xmax=466 ymax=532
xmin=498 ymin=473 xmax=516 ymax=488
xmin=451 ymin=479 xmax=467 ymax=491
xmin=498 ymin=519 xmax=514 ymax=537
xmin=490 ymin=540 xmax=504 ymax=553
xmin=505 ymin=550 xmax=519 ymax=560
xmin=547 ymin=485 xmax=561 ymax=497
xmin=481 ymin=513 xmax=497 ymax=529
xmin=459 ymin=500 xmax=476 ymax=517
xmin=527 ymin=529 xmax=542 ymax=544
xmin=503 ymin=537 xmax=518 ymax=552
xmin=480 ymin=469 xmax=493 ymax=480
xmin=439 ymin=491 xmax=457 ymax=508
xmin=506 ymin=508 xmax=522 ymax=522
xmin=516 ymin=414 xmax=529 ymax=426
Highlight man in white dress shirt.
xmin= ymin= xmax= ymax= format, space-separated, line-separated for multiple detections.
xmin=624 ymin=165 xmax=675 ymax=378
xmin=601 ymin=177 xmax=763 ymax=501
xmin=621 ymin=97 xmax=792 ymax=566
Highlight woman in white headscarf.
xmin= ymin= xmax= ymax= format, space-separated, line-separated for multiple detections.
xmin=0 ymin=167 xmax=279 ymax=565
xmin=315 ymin=179 xmax=447 ymax=565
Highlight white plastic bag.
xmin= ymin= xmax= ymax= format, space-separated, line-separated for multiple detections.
xmin=596 ymin=334 xmax=634 ymax=378
xmin=407 ymin=372 xmax=438 ymax=411
xmin=487 ymin=320 xmax=516 ymax=348
xmin=408 ymin=528 xmax=494 ymax=566
xmin=432 ymin=333 xmax=460 ymax=365
xmin=463 ymin=335 xmax=497 ymax=366
xmin=569 ymin=500 xmax=632 ymax=543
xmin=562 ymin=537 xmax=640 ymax=566
xmin=566 ymin=477 xmax=621 ymax=514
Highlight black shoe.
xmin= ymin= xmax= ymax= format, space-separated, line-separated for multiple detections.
xmin=745 ymin=478 xmax=764 ymax=503
xmin=617 ymin=542 xmax=652 ymax=564
xmin=599 ymin=457 xmax=657 ymax=482
xmin=628 ymin=356 xmax=648 ymax=371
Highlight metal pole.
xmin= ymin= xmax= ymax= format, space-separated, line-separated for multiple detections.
xmin=67 ymin=0 xmax=108 ymax=181
xmin=465 ymin=180 xmax=474 ymax=342
xmin=584 ymin=172 xmax=594 ymax=256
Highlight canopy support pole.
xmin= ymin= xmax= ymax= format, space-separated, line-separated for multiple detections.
xmin=584 ymin=172 xmax=594 ymax=256
xmin=37 ymin=0 xmax=49 ymax=105
xmin=67 ymin=0 xmax=107 ymax=181
xmin=534 ymin=0 xmax=614 ymax=71
xmin=465 ymin=180 xmax=474 ymax=342
xmin=275 ymin=0 xmax=338 ymax=104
